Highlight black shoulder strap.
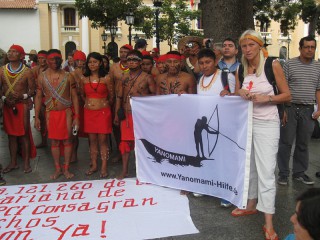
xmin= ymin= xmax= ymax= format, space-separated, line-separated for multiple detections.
xmin=264 ymin=57 xmax=278 ymax=95
xmin=221 ymin=68 xmax=230 ymax=92
xmin=238 ymin=64 xmax=244 ymax=88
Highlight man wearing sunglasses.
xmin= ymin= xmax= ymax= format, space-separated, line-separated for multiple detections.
xmin=114 ymin=50 xmax=156 ymax=179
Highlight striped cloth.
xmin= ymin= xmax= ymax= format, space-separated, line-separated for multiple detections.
xmin=284 ymin=57 xmax=320 ymax=105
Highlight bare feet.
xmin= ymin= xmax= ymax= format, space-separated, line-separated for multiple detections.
xmin=86 ymin=168 xmax=97 ymax=176
xmin=100 ymin=171 xmax=109 ymax=178
xmin=3 ymin=164 xmax=19 ymax=174
xmin=63 ymin=170 xmax=74 ymax=179
xmin=116 ymin=172 xmax=128 ymax=180
xmin=24 ymin=167 xmax=32 ymax=174
xmin=50 ymin=169 xmax=62 ymax=180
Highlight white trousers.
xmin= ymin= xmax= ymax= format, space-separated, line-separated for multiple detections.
xmin=248 ymin=118 xmax=279 ymax=214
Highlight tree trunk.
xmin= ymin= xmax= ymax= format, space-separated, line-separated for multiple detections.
xmin=200 ymin=0 xmax=254 ymax=43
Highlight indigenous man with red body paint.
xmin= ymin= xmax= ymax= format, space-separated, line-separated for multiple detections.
xmin=109 ymin=44 xmax=133 ymax=162
xmin=0 ymin=44 xmax=36 ymax=174
xmin=34 ymin=49 xmax=79 ymax=179
xmin=156 ymin=51 xmax=196 ymax=95
xmin=32 ymin=50 xmax=48 ymax=148
xmin=114 ymin=50 xmax=156 ymax=179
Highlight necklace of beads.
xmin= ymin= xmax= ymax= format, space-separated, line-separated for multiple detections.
xmin=200 ymin=70 xmax=220 ymax=91
xmin=5 ymin=63 xmax=25 ymax=79
xmin=120 ymin=62 xmax=129 ymax=73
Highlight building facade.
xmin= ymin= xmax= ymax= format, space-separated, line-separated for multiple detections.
xmin=0 ymin=0 xmax=319 ymax=60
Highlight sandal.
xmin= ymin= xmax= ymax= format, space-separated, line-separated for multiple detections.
xmin=263 ymin=225 xmax=278 ymax=240
xmin=231 ymin=208 xmax=258 ymax=217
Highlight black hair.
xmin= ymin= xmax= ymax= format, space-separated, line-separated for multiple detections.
xmin=299 ymin=36 xmax=317 ymax=49
xmin=38 ymin=50 xmax=48 ymax=55
xmin=296 ymin=188 xmax=320 ymax=240
xmin=47 ymin=49 xmax=61 ymax=56
xmin=83 ymin=52 xmax=106 ymax=77
xmin=126 ymin=50 xmax=143 ymax=60
xmin=142 ymin=55 xmax=154 ymax=63
xmin=166 ymin=51 xmax=181 ymax=56
xmin=197 ymin=48 xmax=216 ymax=61
xmin=222 ymin=37 xmax=238 ymax=48
xmin=101 ymin=55 xmax=110 ymax=74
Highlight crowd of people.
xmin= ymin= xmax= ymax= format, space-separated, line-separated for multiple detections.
xmin=0 ymin=30 xmax=320 ymax=240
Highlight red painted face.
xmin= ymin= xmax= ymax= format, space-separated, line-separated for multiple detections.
xmin=47 ymin=57 xmax=62 ymax=70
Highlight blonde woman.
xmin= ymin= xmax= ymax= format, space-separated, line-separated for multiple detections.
xmin=233 ymin=30 xmax=291 ymax=240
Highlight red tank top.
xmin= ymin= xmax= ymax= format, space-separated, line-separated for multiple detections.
xmin=84 ymin=83 xmax=108 ymax=98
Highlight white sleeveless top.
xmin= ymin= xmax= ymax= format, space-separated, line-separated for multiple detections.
xmin=242 ymin=69 xmax=279 ymax=120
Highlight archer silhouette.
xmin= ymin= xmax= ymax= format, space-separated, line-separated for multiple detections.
xmin=194 ymin=116 xmax=218 ymax=158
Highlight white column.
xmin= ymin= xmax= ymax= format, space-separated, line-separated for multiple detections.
xmin=81 ymin=16 xmax=89 ymax=55
xmin=49 ymin=3 xmax=60 ymax=49
xmin=304 ymin=23 xmax=309 ymax=37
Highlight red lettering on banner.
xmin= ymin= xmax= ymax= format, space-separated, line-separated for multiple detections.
xmin=0 ymin=196 xmax=16 ymax=204
xmin=112 ymin=200 xmax=123 ymax=209
xmin=123 ymin=199 xmax=138 ymax=208
xmin=101 ymin=220 xmax=107 ymax=238
xmin=0 ymin=187 xmax=7 ymax=195
xmin=98 ymin=188 xmax=125 ymax=198
xmin=38 ymin=193 xmax=51 ymax=202
xmin=103 ymin=179 xmax=126 ymax=188
xmin=26 ymin=218 xmax=41 ymax=228
xmin=52 ymin=224 xmax=73 ymax=240
xmin=0 ymin=230 xmax=32 ymax=240
xmin=5 ymin=215 xmax=22 ymax=228
xmin=78 ymin=202 xmax=95 ymax=212
xmin=71 ymin=224 xmax=90 ymax=237
xmin=96 ymin=202 xmax=110 ymax=213
xmin=136 ymin=179 xmax=151 ymax=185
xmin=57 ymin=191 xmax=85 ymax=201
xmin=142 ymin=198 xmax=158 ymax=206
xmin=56 ymin=183 xmax=68 ymax=191
xmin=1 ymin=205 xmax=28 ymax=216
xmin=42 ymin=216 xmax=59 ymax=227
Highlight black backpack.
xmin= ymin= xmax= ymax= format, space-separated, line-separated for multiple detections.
xmin=238 ymin=57 xmax=284 ymax=118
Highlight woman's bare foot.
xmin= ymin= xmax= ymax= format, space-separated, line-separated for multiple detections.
xmin=63 ymin=170 xmax=74 ymax=179
xmin=116 ymin=172 xmax=128 ymax=180
xmin=50 ymin=170 xmax=62 ymax=180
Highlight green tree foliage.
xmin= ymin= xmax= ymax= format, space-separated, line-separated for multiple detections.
xmin=75 ymin=0 xmax=142 ymax=29
xmin=135 ymin=0 xmax=202 ymax=50
xmin=254 ymin=0 xmax=320 ymax=36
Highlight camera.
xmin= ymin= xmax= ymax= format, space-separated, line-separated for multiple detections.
xmin=205 ymin=38 xmax=214 ymax=49
xmin=185 ymin=42 xmax=195 ymax=48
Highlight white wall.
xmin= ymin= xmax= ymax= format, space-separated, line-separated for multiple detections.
xmin=0 ymin=9 xmax=40 ymax=53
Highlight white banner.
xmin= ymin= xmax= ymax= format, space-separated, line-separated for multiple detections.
xmin=131 ymin=95 xmax=253 ymax=209
xmin=0 ymin=179 xmax=198 ymax=240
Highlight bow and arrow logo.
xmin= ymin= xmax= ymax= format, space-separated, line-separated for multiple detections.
xmin=140 ymin=105 xmax=245 ymax=167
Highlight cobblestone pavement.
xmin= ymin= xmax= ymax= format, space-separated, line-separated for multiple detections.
xmin=1 ymin=123 xmax=320 ymax=240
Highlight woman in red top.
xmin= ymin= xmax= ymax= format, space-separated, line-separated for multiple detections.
xmin=80 ymin=52 xmax=114 ymax=177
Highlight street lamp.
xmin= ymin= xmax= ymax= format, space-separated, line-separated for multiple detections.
xmin=134 ymin=34 xmax=140 ymax=43
xmin=126 ymin=9 xmax=134 ymax=46
xmin=101 ymin=31 xmax=108 ymax=55
xmin=263 ymin=34 xmax=270 ymax=48
xmin=287 ymin=34 xmax=291 ymax=59
xmin=110 ymin=23 xmax=117 ymax=41
xmin=153 ymin=0 xmax=163 ymax=51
